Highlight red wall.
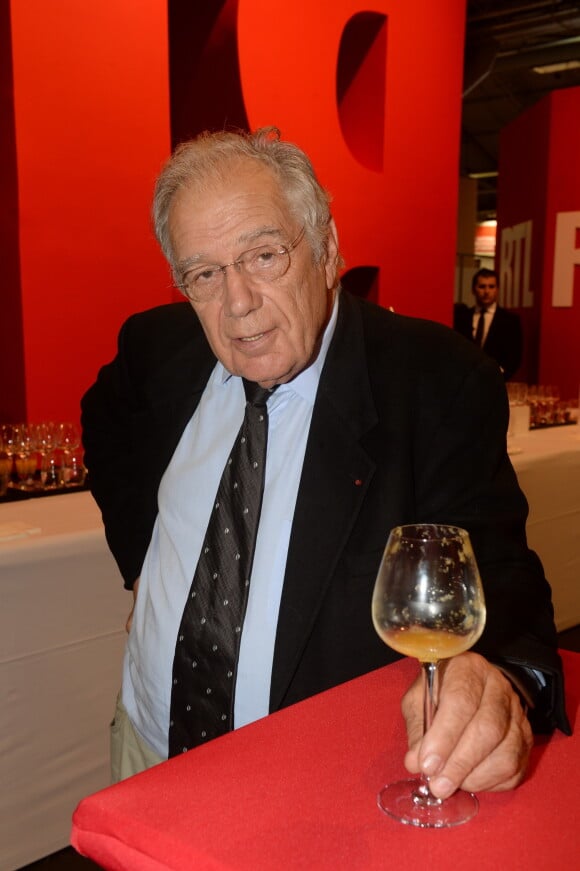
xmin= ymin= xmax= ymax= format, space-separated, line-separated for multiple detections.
xmin=498 ymin=88 xmax=580 ymax=398
xmin=3 ymin=0 xmax=466 ymax=425
xmin=238 ymin=0 xmax=466 ymax=322
xmin=541 ymin=88 xmax=580 ymax=396
xmin=5 ymin=0 xmax=171 ymax=424
xmin=497 ymin=98 xmax=550 ymax=384
xmin=0 ymin=0 xmax=25 ymax=422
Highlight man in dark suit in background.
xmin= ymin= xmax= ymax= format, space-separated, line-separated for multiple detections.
xmin=81 ymin=128 xmax=567 ymax=792
xmin=454 ymin=268 xmax=522 ymax=380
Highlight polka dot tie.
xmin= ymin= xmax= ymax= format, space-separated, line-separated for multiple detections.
xmin=168 ymin=379 xmax=274 ymax=757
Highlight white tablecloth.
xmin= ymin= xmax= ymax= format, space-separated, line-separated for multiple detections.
xmin=510 ymin=425 xmax=580 ymax=631
xmin=0 ymin=491 xmax=128 ymax=871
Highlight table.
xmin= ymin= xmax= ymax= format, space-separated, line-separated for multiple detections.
xmin=0 ymin=491 xmax=128 ymax=871
xmin=71 ymin=650 xmax=578 ymax=871
xmin=509 ymin=424 xmax=580 ymax=630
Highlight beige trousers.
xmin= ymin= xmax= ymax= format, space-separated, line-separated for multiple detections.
xmin=110 ymin=693 xmax=165 ymax=782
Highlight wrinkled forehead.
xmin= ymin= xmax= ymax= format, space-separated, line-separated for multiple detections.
xmin=167 ymin=158 xmax=298 ymax=267
xmin=171 ymin=159 xmax=294 ymax=233
xmin=181 ymin=154 xmax=286 ymax=205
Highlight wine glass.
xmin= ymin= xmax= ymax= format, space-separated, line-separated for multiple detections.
xmin=12 ymin=423 xmax=37 ymax=491
xmin=371 ymin=523 xmax=486 ymax=828
xmin=0 ymin=424 xmax=17 ymax=487
xmin=34 ymin=421 xmax=60 ymax=488
xmin=56 ymin=421 xmax=81 ymax=452
xmin=56 ymin=422 xmax=84 ymax=487
xmin=0 ymin=431 xmax=11 ymax=497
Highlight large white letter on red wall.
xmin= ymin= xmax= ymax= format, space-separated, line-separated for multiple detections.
xmin=552 ymin=210 xmax=580 ymax=307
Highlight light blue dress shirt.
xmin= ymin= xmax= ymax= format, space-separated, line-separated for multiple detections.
xmin=122 ymin=297 xmax=339 ymax=756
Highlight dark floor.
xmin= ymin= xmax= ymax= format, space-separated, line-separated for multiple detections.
xmin=19 ymin=851 xmax=100 ymax=870
xmin=17 ymin=624 xmax=580 ymax=871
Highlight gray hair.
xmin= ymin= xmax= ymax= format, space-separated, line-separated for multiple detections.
xmin=152 ymin=127 xmax=340 ymax=282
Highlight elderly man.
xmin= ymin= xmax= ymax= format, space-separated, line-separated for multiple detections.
xmin=82 ymin=127 xmax=568 ymax=796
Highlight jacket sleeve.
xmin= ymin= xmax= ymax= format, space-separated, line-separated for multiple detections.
xmin=410 ymin=340 xmax=568 ymax=733
xmin=81 ymin=314 xmax=160 ymax=588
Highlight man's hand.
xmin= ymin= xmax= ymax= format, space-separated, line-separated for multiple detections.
xmin=402 ymin=652 xmax=533 ymax=798
xmin=126 ymin=577 xmax=140 ymax=634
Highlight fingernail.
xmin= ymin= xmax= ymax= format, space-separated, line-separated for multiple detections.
xmin=431 ymin=776 xmax=454 ymax=799
xmin=422 ymin=754 xmax=443 ymax=775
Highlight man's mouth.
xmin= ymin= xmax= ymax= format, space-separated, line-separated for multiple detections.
xmin=239 ymin=333 xmax=265 ymax=343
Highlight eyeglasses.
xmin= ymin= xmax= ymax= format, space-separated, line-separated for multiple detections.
xmin=177 ymin=227 xmax=305 ymax=303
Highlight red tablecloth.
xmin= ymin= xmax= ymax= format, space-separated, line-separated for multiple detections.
xmin=71 ymin=651 xmax=579 ymax=871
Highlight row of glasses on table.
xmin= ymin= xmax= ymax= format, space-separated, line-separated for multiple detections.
xmin=527 ymin=384 xmax=579 ymax=427
xmin=507 ymin=382 xmax=579 ymax=436
xmin=0 ymin=421 xmax=86 ymax=496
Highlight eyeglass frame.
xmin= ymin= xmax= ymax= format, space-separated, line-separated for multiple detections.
xmin=175 ymin=227 xmax=306 ymax=303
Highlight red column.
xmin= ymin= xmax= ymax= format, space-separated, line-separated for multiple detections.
xmin=6 ymin=0 xmax=171 ymax=423
xmin=498 ymin=87 xmax=580 ymax=398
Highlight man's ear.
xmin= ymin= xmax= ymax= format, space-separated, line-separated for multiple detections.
xmin=324 ymin=218 xmax=340 ymax=290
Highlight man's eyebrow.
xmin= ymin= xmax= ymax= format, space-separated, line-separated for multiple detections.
xmin=177 ymin=253 xmax=204 ymax=275
xmin=176 ymin=227 xmax=285 ymax=275
xmin=238 ymin=226 xmax=284 ymax=245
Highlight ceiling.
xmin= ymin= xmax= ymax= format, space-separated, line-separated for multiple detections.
xmin=461 ymin=0 xmax=580 ymax=218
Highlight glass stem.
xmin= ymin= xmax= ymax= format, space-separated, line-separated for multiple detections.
xmin=415 ymin=661 xmax=441 ymax=804
xmin=422 ymin=660 xmax=438 ymax=733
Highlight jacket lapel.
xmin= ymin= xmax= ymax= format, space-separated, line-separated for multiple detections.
xmin=270 ymin=293 xmax=378 ymax=709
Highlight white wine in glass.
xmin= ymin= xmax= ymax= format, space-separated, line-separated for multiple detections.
xmin=372 ymin=524 xmax=486 ymax=828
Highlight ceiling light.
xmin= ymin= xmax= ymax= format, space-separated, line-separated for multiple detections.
xmin=467 ymin=171 xmax=499 ymax=179
xmin=532 ymin=60 xmax=580 ymax=74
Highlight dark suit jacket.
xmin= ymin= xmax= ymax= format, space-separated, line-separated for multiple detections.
xmin=81 ymin=292 xmax=567 ymax=732
xmin=454 ymin=304 xmax=522 ymax=381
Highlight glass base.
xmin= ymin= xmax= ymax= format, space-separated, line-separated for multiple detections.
xmin=377 ymin=778 xmax=479 ymax=828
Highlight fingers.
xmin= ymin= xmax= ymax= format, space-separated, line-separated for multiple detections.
xmin=401 ymin=671 xmax=424 ymax=751
xmin=446 ymin=690 xmax=532 ymax=794
xmin=402 ymin=652 xmax=533 ymax=797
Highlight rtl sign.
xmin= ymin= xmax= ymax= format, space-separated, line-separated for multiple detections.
xmin=499 ymin=220 xmax=533 ymax=308
xmin=500 ymin=212 xmax=580 ymax=309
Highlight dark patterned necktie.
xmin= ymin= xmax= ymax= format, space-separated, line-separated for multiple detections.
xmin=168 ymin=379 xmax=274 ymax=757
xmin=474 ymin=307 xmax=487 ymax=346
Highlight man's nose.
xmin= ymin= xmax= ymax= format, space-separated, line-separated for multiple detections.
xmin=222 ymin=263 xmax=260 ymax=317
